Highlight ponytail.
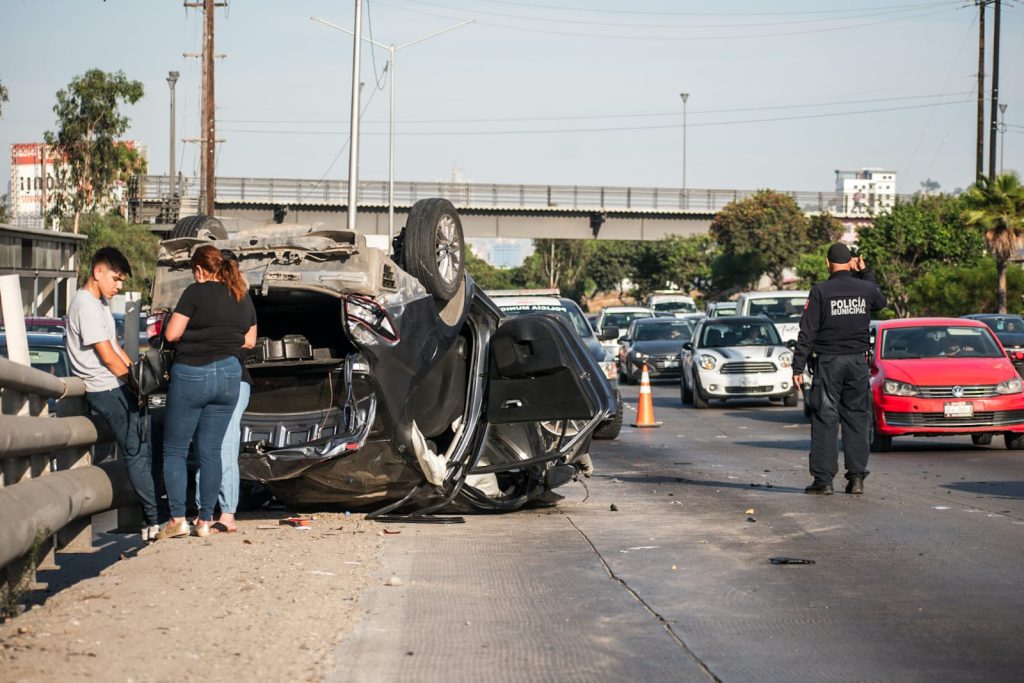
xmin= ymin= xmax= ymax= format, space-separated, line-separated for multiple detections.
xmin=190 ymin=244 xmax=248 ymax=301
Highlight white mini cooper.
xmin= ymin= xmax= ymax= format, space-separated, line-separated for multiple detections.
xmin=680 ymin=316 xmax=799 ymax=408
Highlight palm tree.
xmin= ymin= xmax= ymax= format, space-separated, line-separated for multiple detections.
xmin=963 ymin=172 xmax=1024 ymax=313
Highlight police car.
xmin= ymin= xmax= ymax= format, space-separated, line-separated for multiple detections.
xmin=487 ymin=290 xmax=623 ymax=439
xmin=734 ymin=290 xmax=810 ymax=343
xmin=680 ymin=316 xmax=799 ymax=408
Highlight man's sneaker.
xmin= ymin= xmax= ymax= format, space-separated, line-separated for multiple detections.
xmin=144 ymin=524 xmax=161 ymax=542
xmin=804 ymin=481 xmax=834 ymax=495
xmin=845 ymin=473 xmax=865 ymax=495
xmin=154 ymin=519 xmax=190 ymax=540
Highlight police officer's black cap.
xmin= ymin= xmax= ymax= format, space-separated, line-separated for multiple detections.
xmin=827 ymin=243 xmax=852 ymax=264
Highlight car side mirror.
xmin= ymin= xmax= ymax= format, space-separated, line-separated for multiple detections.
xmin=786 ymin=339 xmax=797 ymax=350
xmin=599 ymin=327 xmax=619 ymax=341
xmin=682 ymin=341 xmax=694 ymax=351
xmin=619 ymin=337 xmax=631 ymax=344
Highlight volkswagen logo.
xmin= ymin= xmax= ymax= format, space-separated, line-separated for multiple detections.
xmin=952 ymin=386 xmax=964 ymax=398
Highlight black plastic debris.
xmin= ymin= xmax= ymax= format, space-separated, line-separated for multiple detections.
xmin=610 ymin=504 xmax=619 ymax=512
xmin=769 ymin=557 xmax=815 ymax=565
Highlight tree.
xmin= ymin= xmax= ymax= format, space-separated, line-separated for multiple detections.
xmin=0 ymin=78 xmax=8 ymax=117
xmin=583 ymin=241 xmax=638 ymax=302
xmin=464 ymin=246 xmax=523 ymax=291
xmin=909 ymin=259 xmax=1024 ymax=317
xmin=521 ymin=239 xmax=589 ymax=294
xmin=710 ymin=190 xmax=819 ymax=288
xmin=0 ymin=194 xmax=9 ymax=224
xmin=77 ymin=214 xmax=161 ymax=302
xmin=962 ymin=172 xmax=1024 ymax=314
xmin=43 ymin=69 xmax=145 ymax=234
xmin=856 ymin=195 xmax=985 ymax=317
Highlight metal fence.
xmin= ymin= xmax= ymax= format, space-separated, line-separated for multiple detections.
xmin=0 ymin=275 xmax=133 ymax=608
xmin=130 ymin=175 xmax=913 ymax=216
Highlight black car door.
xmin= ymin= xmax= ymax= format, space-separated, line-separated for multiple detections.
xmin=487 ymin=315 xmax=614 ymax=424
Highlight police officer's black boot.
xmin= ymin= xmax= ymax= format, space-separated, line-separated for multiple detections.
xmin=844 ymin=472 xmax=865 ymax=495
xmin=804 ymin=480 xmax=834 ymax=495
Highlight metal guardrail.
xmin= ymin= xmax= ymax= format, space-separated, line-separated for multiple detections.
xmin=0 ymin=276 xmax=134 ymax=609
xmin=130 ymin=174 xmax=911 ymax=216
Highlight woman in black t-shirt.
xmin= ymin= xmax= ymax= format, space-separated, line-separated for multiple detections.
xmin=156 ymin=245 xmax=257 ymax=540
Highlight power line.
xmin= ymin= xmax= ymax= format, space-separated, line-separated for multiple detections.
xmin=219 ymin=99 xmax=972 ymax=137
xmin=447 ymin=0 xmax=960 ymax=17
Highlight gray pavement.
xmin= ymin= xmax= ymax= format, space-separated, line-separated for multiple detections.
xmin=331 ymin=383 xmax=1024 ymax=683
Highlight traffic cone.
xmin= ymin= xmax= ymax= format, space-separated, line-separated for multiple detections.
xmin=631 ymin=363 xmax=662 ymax=428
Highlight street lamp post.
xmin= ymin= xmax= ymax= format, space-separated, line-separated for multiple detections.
xmin=999 ymin=103 xmax=1008 ymax=175
xmin=680 ymin=92 xmax=689 ymax=208
xmin=167 ymin=71 xmax=179 ymax=199
xmin=313 ymin=16 xmax=472 ymax=245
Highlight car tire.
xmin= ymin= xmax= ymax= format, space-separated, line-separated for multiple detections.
xmin=692 ymin=372 xmax=709 ymax=409
xmin=869 ymin=417 xmax=892 ymax=452
xmin=681 ymin=374 xmax=693 ymax=405
xmin=169 ymin=214 xmax=227 ymax=241
xmin=971 ymin=433 xmax=993 ymax=446
xmin=782 ymin=392 xmax=799 ymax=407
xmin=594 ymin=391 xmax=623 ymax=440
xmin=402 ymin=198 xmax=465 ymax=301
xmin=1003 ymin=432 xmax=1024 ymax=450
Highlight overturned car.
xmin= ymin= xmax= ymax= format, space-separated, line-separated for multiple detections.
xmin=149 ymin=200 xmax=615 ymax=519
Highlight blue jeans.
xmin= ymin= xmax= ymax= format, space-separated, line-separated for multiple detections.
xmin=87 ymin=385 xmax=160 ymax=526
xmin=163 ymin=357 xmax=241 ymax=520
xmin=196 ymin=381 xmax=250 ymax=514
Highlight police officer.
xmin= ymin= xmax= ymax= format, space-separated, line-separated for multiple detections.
xmin=792 ymin=243 xmax=886 ymax=495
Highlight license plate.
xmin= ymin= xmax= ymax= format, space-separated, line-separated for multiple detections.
xmin=944 ymin=402 xmax=974 ymax=418
xmin=662 ymin=360 xmax=678 ymax=368
xmin=740 ymin=377 xmax=759 ymax=387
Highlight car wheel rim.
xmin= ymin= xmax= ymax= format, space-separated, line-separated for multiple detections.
xmin=435 ymin=215 xmax=462 ymax=285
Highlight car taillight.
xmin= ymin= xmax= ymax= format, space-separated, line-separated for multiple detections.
xmin=146 ymin=312 xmax=166 ymax=340
xmin=1013 ymin=351 xmax=1024 ymax=361
xmin=344 ymin=295 xmax=398 ymax=342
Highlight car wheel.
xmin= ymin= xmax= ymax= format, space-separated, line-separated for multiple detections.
xmin=971 ymin=433 xmax=993 ymax=446
xmin=402 ymin=198 xmax=465 ymax=301
xmin=869 ymin=416 xmax=892 ymax=452
xmin=692 ymin=372 xmax=709 ymax=409
xmin=169 ymin=214 xmax=227 ymax=240
xmin=1003 ymin=432 xmax=1024 ymax=450
xmin=681 ymin=374 xmax=693 ymax=405
xmin=594 ymin=392 xmax=623 ymax=440
xmin=782 ymin=392 xmax=799 ymax=407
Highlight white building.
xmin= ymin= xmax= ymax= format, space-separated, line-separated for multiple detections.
xmin=834 ymin=168 xmax=897 ymax=216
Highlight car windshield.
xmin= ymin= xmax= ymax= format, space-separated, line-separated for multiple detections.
xmin=633 ymin=321 xmax=693 ymax=341
xmin=0 ymin=345 xmax=68 ymax=376
xmin=747 ymin=297 xmax=807 ymax=323
xmin=709 ymin=304 xmax=736 ymax=317
xmin=499 ymin=303 xmax=593 ymax=338
xmin=881 ymin=326 xmax=1004 ymax=359
xmin=603 ymin=311 xmax=653 ymax=329
xmin=651 ymin=300 xmax=695 ymax=314
xmin=976 ymin=316 xmax=1024 ymax=334
xmin=700 ymin=322 xmax=781 ymax=348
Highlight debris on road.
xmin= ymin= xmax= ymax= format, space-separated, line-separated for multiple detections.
xmin=280 ymin=517 xmax=311 ymax=527
xmin=609 ymin=504 xmax=619 ymax=512
xmin=382 ymin=529 xmax=401 ymax=535
xmin=745 ymin=508 xmax=755 ymax=515
xmin=769 ymin=557 xmax=815 ymax=565
xmin=385 ymin=576 xmax=403 ymax=587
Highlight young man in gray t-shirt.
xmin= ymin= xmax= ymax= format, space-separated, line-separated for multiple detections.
xmin=67 ymin=247 xmax=161 ymax=539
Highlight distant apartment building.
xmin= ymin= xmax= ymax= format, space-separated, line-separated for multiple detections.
xmin=834 ymin=168 xmax=896 ymax=216
xmin=8 ymin=141 xmax=147 ymax=230
xmin=491 ymin=242 xmax=521 ymax=268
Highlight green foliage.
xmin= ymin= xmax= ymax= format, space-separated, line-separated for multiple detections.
xmin=962 ymin=172 xmax=1024 ymax=313
xmin=856 ymin=194 xmax=985 ymax=317
xmin=582 ymin=240 xmax=639 ymax=298
xmin=796 ymin=245 xmax=830 ymax=288
xmin=0 ymin=194 xmax=9 ymax=224
xmin=908 ymin=259 xmax=1024 ymax=317
xmin=43 ymin=69 xmax=145 ymax=233
xmin=629 ymin=235 xmax=716 ymax=301
xmin=0 ymin=78 xmax=8 ymax=117
xmin=78 ymin=213 xmax=160 ymax=301
xmin=465 ymin=246 xmax=523 ymax=291
xmin=709 ymin=190 xmax=831 ymax=288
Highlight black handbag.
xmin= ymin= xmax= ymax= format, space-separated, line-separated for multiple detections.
xmin=133 ymin=336 xmax=174 ymax=396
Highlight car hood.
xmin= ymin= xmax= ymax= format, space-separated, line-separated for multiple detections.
xmin=880 ymin=358 xmax=1016 ymax=385
xmin=631 ymin=340 xmax=685 ymax=356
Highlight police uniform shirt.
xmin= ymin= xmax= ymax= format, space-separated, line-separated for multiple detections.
xmin=792 ymin=270 xmax=887 ymax=374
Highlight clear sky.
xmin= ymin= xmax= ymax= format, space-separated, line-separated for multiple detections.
xmin=1 ymin=0 xmax=1020 ymax=197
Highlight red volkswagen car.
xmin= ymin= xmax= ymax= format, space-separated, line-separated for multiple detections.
xmin=870 ymin=317 xmax=1024 ymax=451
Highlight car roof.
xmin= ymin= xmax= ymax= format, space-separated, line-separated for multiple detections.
xmin=963 ymin=313 xmax=1022 ymax=319
xmin=874 ymin=317 xmax=990 ymax=329
xmin=700 ymin=316 xmax=777 ymax=325
xmin=738 ymin=290 xmax=810 ymax=299
xmin=491 ymin=296 xmax=564 ymax=308
xmin=0 ymin=333 xmax=67 ymax=346
xmin=601 ymin=306 xmax=651 ymax=313
xmin=633 ymin=316 xmax=692 ymax=325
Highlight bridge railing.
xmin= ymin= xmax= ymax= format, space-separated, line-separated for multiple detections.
xmin=130 ymin=175 xmax=912 ymax=216
xmin=0 ymin=277 xmax=134 ymax=609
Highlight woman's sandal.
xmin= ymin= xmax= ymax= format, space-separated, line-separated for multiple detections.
xmin=210 ymin=522 xmax=237 ymax=534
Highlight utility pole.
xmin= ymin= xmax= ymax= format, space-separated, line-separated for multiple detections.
xmin=346 ymin=0 xmax=363 ymax=233
xmin=680 ymin=92 xmax=689 ymax=207
xmin=988 ymin=0 xmax=1001 ymax=181
xmin=999 ymin=103 xmax=1008 ymax=174
xmin=167 ymin=71 xmax=179 ymax=198
xmin=185 ymin=0 xmax=223 ymax=217
xmin=976 ymin=0 xmax=986 ymax=182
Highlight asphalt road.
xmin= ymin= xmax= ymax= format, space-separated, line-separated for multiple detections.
xmin=331 ymin=382 xmax=1024 ymax=683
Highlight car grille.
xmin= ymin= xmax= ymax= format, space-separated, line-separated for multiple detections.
xmin=725 ymin=385 xmax=774 ymax=394
xmin=884 ymin=410 xmax=1024 ymax=428
xmin=720 ymin=362 xmax=776 ymax=374
xmin=915 ymin=385 xmax=999 ymax=398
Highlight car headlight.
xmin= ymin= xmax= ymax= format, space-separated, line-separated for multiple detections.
xmin=778 ymin=351 xmax=793 ymax=368
xmin=883 ymin=380 xmax=918 ymax=396
xmin=996 ymin=377 xmax=1023 ymax=394
xmin=633 ymin=351 xmax=648 ymax=360
xmin=699 ymin=354 xmax=717 ymax=371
